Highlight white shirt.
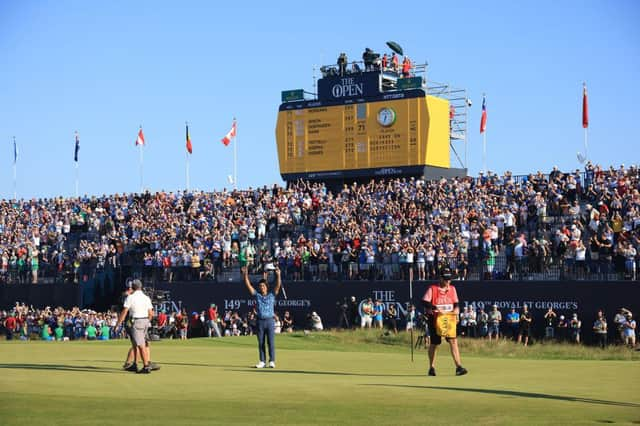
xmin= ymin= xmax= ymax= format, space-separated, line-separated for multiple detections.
xmin=124 ymin=290 xmax=153 ymax=319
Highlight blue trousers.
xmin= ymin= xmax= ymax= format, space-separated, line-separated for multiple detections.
xmin=257 ymin=318 xmax=275 ymax=363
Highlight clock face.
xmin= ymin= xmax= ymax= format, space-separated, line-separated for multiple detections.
xmin=377 ymin=107 xmax=396 ymax=127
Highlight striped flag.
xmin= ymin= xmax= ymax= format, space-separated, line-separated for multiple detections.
xmin=582 ymin=83 xmax=589 ymax=129
xmin=221 ymin=119 xmax=237 ymax=146
xmin=74 ymin=132 xmax=80 ymax=162
xmin=186 ymin=124 xmax=192 ymax=154
xmin=480 ymin=95 xmax=487 ymax=134
xmin=136 ymin=127 xmax=145 ymax=146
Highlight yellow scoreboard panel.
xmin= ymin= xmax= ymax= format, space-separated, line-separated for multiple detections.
xmin=276 ymin=95 xmax=450 ymax=176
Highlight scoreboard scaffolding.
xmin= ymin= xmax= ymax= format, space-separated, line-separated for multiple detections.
xmin=275 ymin=58 xmax=467 ymax=183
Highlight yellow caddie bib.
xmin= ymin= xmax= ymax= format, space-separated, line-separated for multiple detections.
xmin=435 ymin=312 xmax=458 ymax=338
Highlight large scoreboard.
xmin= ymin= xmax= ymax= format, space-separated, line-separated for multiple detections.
xmin=276 ymin=72 xmax=452 ymax=181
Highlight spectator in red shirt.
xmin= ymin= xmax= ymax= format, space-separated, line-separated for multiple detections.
xmin=4 ymin=313 xmax=17 ymax=340
xmin=207 ymin=304 xmax=221 ymax=337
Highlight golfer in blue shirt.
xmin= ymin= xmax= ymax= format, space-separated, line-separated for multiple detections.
xmin=242 ymin=266 xmax=281 ymax=368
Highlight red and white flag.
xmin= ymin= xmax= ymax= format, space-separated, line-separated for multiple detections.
xmin=582 ymin=83 xmax=589 ymax=129
xmin=479 ymin=95 xmax=487 ymax=134
xmin=221 ymin=120 xmax=237 ymax=146
xmin=136 ymin=128 xmax=145 ymax=146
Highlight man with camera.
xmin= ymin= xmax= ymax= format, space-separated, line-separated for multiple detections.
xmin=242 ymin=265 xmax=281 ymax=368
xmin=422 ymin=267 xmax=468 ymax=377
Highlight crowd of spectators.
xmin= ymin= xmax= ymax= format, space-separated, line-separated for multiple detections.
xmin=3 ymin=302 xmax=636 ymax=349
xmin=0 ymin=303 xmax=297 ymax=341
xmin=0 ymin=162 xmax=638 ymax=284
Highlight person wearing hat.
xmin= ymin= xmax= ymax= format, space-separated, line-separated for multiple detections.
xmin=242 ymin=265 xmax=281 ymax=368
xmin=622 ymin=311 xmax=636 ymax=348
xmin=116 ymin=279 xmax=156 ymax=374
xmin=422 ymin=267 xmax=468 ymax=376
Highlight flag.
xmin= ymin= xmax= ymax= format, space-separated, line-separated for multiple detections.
xmin=582 ymin=83 xmax=589 ymax=129
xmin=221 ymin=119 xmax=237 ymax=146
xmin=480 ymin=95 xmax=487 ymax=134
xmin=136 ymin=128 xmax=145 ymax=146
xmin=74 ymin=132 xmax=80 ymax=162
xmin=186 ymin=124 xmax=192 ymax=154
xmin=13 ymin=137 xmax=17 ymax=165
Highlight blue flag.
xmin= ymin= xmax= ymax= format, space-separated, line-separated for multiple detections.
xmin=74 ymin=132 xmax=80 ymax=162
xmin=13 ymin=138 xmax=17 ymax=165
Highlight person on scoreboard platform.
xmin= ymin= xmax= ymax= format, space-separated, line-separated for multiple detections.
xmin=422 ymin=267 xmax=468 ymax=377
xmin=337 ymin=52 xmax=347 ymax=76
xmin=381 ymin=53 xmax=388 ymax=70
xmin=391 ymin=52 xmax=399 ymax=73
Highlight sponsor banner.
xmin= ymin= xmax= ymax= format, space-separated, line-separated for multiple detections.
xmin=152 ymin=280 xmax=639 ymax=343
xmin=4 ymin=280 xmax=638 ymax=343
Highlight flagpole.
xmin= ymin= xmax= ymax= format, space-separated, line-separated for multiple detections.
xmin=584 ymin=128 xmax=588 ymax=164
xmin=75 ymin=161 xmax=79 ymax=198
xmin=186 ymin=121 xmax=191 ymax=192
xmin=482 ymin=131 xmax=487 ymax=174
xmin=139 ymin=144 xmax=144 ymax=193
xmin=74 ymin=131 xmax=79 ymax=198
xmin=12 ymin=136 xmax=17 ymax=200
xmin=582 ymin=82 xmax=589 ymax=164
xmin=139 ymin=125 xmax=144 ymax=193
xmin=409 ymin=267 xmax=414 ymax=363
xmin=233 ymin=118 xmax=237 ymax=191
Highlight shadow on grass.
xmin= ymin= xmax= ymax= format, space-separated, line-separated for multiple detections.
xmin=227 ymin=368 xmax=421 ymax=378
xmin=367 ymin=384 xmax=640 ymax=408
xmin=0 ymin=363 xmax=117 ymax=374
xmin=74 ymin=359 xmax=247 ymax=369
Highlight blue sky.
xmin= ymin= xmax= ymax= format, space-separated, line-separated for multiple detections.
xmin=1 ymin=1 xmax=638 ymax=199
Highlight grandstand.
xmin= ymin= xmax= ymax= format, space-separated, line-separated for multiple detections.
xmin=0 ymin=162 xmax=637 ymax=290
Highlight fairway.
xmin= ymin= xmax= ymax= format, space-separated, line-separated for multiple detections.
xmin=1 ymin=335 xmax=639 ymax=425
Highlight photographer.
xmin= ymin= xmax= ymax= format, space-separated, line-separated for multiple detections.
xmin=336 ymin=298 xmax=350 ymax=329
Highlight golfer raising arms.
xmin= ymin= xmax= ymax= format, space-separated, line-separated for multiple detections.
xmin=242 ymin=266 xmax=281 ymax=368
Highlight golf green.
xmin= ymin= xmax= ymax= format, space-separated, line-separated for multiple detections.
xmin=1 ymin=335 xmax=639 ymax=425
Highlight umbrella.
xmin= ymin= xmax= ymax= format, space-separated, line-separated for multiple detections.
xmin=386 ymin=41 xmax=403 ymax=56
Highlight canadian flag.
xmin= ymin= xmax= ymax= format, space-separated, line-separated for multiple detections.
xmin=221 ymin=120 xmax=237 ymax=146
xmin=136 ymin=128 xmax=145 ymax=146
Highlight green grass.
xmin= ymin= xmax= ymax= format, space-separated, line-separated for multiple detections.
xmin=1 ymin=332 xmax=639 ymax=425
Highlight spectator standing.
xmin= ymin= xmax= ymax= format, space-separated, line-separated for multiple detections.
xmin=506 ymin=308 xmax=520 ymax=341
xmin=360 ymin=298 xmax=374 ymax=328
xmin=517 ymin=305 xmax=532 ymax=346
xmin=477 ymin=308 xmax=489 ymax=338
xmin=207 ymin=304 xmax=221 ymax=338
xmin=373 ymin=300 xmax=384 ymax=329
xmin=569 ymin=313 xmax=582 ymax=344
xmin=543 ymin=307 xmax=557 ymax=340
xmin=622 ymin=312 xmax=636 ymax=348
xmin=386 ymin=303 xmax=398 ymax=334
xmin=487 ymin=305 xmax=502 ymax=341
xmin=592 ymin=309 xmax=608 ymax=349
xmin=4 ymin=312 xmax=16 ymax=340
xmin=556 ymin=315 xmax=568 ymax=342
